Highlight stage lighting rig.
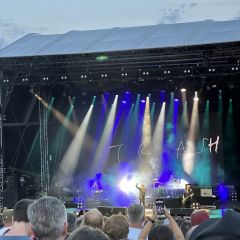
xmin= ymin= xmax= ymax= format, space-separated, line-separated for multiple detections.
xmin=22 ymin=78 xmax=29 ymax=82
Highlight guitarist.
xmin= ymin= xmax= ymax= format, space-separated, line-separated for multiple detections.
xmin=182 ymin=184 xmax=194 ymax=208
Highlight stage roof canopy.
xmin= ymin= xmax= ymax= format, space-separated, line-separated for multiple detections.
xmin=0 ymin=20 xmax=240 ymax=58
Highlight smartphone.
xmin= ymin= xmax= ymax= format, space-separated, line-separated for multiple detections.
xmin=156 ymin=198 xmax=165 ymax=215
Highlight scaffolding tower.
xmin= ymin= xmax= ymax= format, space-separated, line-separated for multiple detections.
xmin=39 ymin=90 xmax=49 ymax=195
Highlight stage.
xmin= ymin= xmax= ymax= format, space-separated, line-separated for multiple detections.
xmin=0 ymin=20 xmax=239 ymax=208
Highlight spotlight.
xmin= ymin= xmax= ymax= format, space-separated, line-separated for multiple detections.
xmin=206 ymin=85 xmax=211 ymax=91
xmin=61 ymin=76 xmax=67 ymax=80
xmin=80 ymin=74 xmax=87 ymax=79
xmin=22 ymin=78 xmax=29 ymax=82
xmin=231 ymin=67 xmax=239 ymax=71
xmin=181 ymin=88 xmax=186 ymax=92
xmin=208 ymin=68 xmax=215 ymax=72
xmin=122 ymin=100 xmax=127 ymax=104
xmin=141 ymin=100 xmax=146 ymax=103
xmin=101 ymin=74 xmax=108 ymax=78
xmin=42 ymin=77 xmax=48 ymax=81
xmin=194 ymin=91 xmax=198 ymax=100
xmin=119 ymin=175 xmax=137 ymax=194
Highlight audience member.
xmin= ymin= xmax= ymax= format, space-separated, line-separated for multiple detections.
xmin=0 ymin=199 xmax=34 ymax=239
xmin=103 ymin=214 xmax=129 ymax=240
xmin=139 ymin=207 xmax=184 ymax=240
xmin=188 ymin=210 xmax=240 ymax=240
xmin=0 ymin=210 xmax=13 ymax=235
xmin=27 ymin=196 xmax=68 ymax=240
xmin=82 ymin=209 xmax=104 ymax=230
xmin=127 ymin=204 xmax=144 ymax=240
xmin=148 ymin=224 xmax=174 ymax=240
xmin=68 ymin=226 xmax=109 ymax=240
xmin=67 ymin=212 xmax=77 ymax=233
xmin=185 ymin=210 xmax=210 ymax=240
xmin=0 ymin=214 xmax=3 ymax=228
xmin=190 ymin=210 xmax=209 ymax=227
xmin=179 ymin=219 xmax=191 ymax=237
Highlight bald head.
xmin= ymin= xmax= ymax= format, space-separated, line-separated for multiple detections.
xmin=83 ymin=209 xmax=104 ymax=230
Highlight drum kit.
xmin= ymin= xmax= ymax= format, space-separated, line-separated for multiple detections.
xmin=152 ymin=178 xmax=184 ymax=198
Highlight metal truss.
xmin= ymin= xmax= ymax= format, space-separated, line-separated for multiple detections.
xmin=39 ymin=90 xmax=49 ymax=195
xmin=0 ymin=72 xmax=4 ymax=208
xmin=0 ymin=42 xmax=239 ymax=90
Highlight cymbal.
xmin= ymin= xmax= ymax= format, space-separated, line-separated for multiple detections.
xmin=94 ymin=190 xmax=103 ymax=194
xmin=75 ymin=190 xmax=82 ymax=193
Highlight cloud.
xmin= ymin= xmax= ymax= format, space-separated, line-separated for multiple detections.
xmin=233 ymin=11 xmax=240 ymax=20
xmin=0 ymin=38 xmax=6 ymax=49
xmin=159 ymin=2 xmax=198 ymax=24
xmin=159 ymin=8 xmax=182 ymax=24
xmin=189 ymin=2 xmax=197 ymax=8
xmin=0 ymin=19 xmax=28 ymax=48
xmin=0 ymin=19 xmax=52 ymax=49
xmin=180 ymin=3 xmax=186 ymax=9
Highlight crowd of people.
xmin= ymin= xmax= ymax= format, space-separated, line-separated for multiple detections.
xmin=0 ymin=196 xmax=239 ymax=240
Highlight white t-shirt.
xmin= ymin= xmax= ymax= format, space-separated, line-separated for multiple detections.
xmin=128 ymin=227 xmax=142 ymax=240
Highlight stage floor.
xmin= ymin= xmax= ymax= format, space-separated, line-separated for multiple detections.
xmin=66 ymin=207 xmax=231 ymax=219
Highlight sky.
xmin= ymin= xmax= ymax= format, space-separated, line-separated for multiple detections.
xmin=0 ymin=0 xmax=240 ymax=48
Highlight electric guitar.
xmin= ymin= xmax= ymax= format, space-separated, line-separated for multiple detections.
xmin=182 ymin=193 xmax=194 ymax=205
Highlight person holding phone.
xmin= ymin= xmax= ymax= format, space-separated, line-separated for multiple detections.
xmin=138 ymin=206 xmax=184 ymax=240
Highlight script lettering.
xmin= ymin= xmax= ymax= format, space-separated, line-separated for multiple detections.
xmin=109 ymin=144 xmax=123 ymax=162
